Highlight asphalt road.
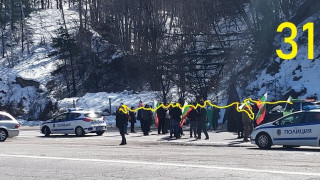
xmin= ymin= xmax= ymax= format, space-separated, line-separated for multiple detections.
xmin=1 ymin=128 xmax=320 ymax=179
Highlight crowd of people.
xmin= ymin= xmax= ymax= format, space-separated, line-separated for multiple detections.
xmin=115 ymin=99 xmax=220 ymax=146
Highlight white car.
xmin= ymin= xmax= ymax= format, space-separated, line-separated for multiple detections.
xmin=41 ymin=110 xmax=106 ymax=137
xmin=251 ymin=108 xmax=320 ymax=149
xmin=0 ymin=111 xmax=20 ymax=142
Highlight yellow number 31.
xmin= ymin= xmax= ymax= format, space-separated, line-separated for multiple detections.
xmin=276 ymin=22 xmax=314 ymax=60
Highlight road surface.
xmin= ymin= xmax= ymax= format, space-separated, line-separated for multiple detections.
xmin=1 ymin=127 xmax=320 ymax=179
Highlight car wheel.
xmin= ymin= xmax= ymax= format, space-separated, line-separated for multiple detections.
xmin=42 ymin=126 xmax=51 ymax=137
xmin=96 ymin=131 xmax=105 ymax=136
xmin=256 ymin=132 xmax=272 ymax=149
xmin=0 ymin=129 xmax=8 ymax=142
xmin=75 ymin=127 xmax=85 ymax=137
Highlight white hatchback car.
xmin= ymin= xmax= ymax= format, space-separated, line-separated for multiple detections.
xmin=0 ymin=111 xmax=20 ymax=142
xmin=41 ymin=110 xmax=106 ymax=137
xmin=251 ymin=108 xmax=320 ymax=149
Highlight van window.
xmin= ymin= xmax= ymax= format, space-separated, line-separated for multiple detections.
xmin=304 ymin=112 xmax=320 ymax=123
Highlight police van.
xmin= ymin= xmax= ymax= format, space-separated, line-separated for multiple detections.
xmin=251 ymin=105 xmax=320 ymax=149
xmin=40 ymin=109 xmax=106 ymax=137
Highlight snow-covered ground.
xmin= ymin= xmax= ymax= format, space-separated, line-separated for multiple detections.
xmin=58 ymin=91 xmax=157 ymax=113
xmin=18 ymin=119 xmax=42 ymax=127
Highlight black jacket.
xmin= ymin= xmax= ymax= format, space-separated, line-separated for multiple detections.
xmin=116 ymin=110 xmax=128 ymax=129
xmin=169 ymin=107 xmax=182 ymax=120
xmin=188 ymin=108 xmax=198 ymax=121
xmin=142 ymin=109 xmax=153 ymax=122
xmin=137 ymin=109 xmax=143 ymax=120
xmin=198 ymin=108 xmax=207 ymax=123
xmin=157 ymin=107 xmax=167 ymax=119
xmin=129 ymin=111 xmax=136 ymax=123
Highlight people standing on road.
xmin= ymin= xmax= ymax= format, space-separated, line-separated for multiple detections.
xmin=188 ymin=104 xmax=198 ymax=138
xmin=149 ymin=105 xmax=154 ymax=133
xmin=142 ymin=104 xmax=152 ymax=136
xmin=197 ymin=100 xmax=209 ymax=140
xmin=137 ymin=101 xmax=144 ymax=132
xmin=237 ymin=104 xmax=244 ymax=139
xmin=118 ymin=103 xmax=129 ymax=135
xmin=156 ymin=104 xmax=167 ymax=134
xmin=129 ymin=107 xmax=136 ymax=133
xmin=116 ymin=105 xmax=129 ymax=145
xmin=169 ymin=103 xmax=182 ymax=139
xmin=242 ymin=105 xmax=252 ymax=142
xmin=179 ymin=126 xmax=184 ymax=136
xmin=207 ymin=106 xmax=213 ymax=130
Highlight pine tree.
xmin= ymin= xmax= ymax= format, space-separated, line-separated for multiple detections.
xmin=52 ymin=27 xmax=78 ymax=96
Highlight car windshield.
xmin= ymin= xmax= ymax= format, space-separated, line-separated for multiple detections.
xmin=85 ymin=112 xmax=102 ymax=118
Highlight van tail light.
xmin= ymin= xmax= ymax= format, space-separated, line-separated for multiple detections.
xmin=83 ymin=118 xmax=93 ymax=122
xmin=103 ymin=117 xmax=106 ymax=122
xmin=15 ymin=124 xmax=20 ymax=129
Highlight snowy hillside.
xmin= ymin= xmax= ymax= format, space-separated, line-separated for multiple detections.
xmin=0 ymin=7 xmax=113 ymax=119
xmin=247 ymin=10 xmax=320 ymax=100
xmin=0 ymin=8 xmax=76 ymax=118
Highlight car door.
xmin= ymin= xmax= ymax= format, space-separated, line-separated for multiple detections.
xmin=301 ymin=112 xmax=320 ymax=146
xmin=52 ymin=113 xmax=68 ymax=134
xmin=66 ymin=113 xmax=81 ymax=133
xmin=272 ymin=112 xmax=306 ymax=146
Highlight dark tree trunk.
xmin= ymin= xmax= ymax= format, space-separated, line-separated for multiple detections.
xmin=78 ymin=0 xmax=83 ymax=30
xmin=41 ymin=0 xmax=44 ymax=9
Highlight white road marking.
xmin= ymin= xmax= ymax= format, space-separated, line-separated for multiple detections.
xmin=0 ymin=154 xmax=319 ymax=177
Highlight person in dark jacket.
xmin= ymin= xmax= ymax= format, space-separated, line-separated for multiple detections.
xmin=129 ymin=106 xmax=136 ymax=133
xmin=188 ymin=104 xmax=198 ymax=138
xmin=156 ymin=104 xmax=167 ymax=134
xmin=142 ymin=104 xmax=152 ymax=135
xmin=137 ymin=101 xmax=143 ymax=132
xmin=169 ymin=103 xmax=182 ymax=139
xmin=116 ymin=105 xmax=129 ymax=145
xmin=197 ymin=100 xmax=209 ymax=140
xmin=237 ymin=105 xmax=244 ymax=139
